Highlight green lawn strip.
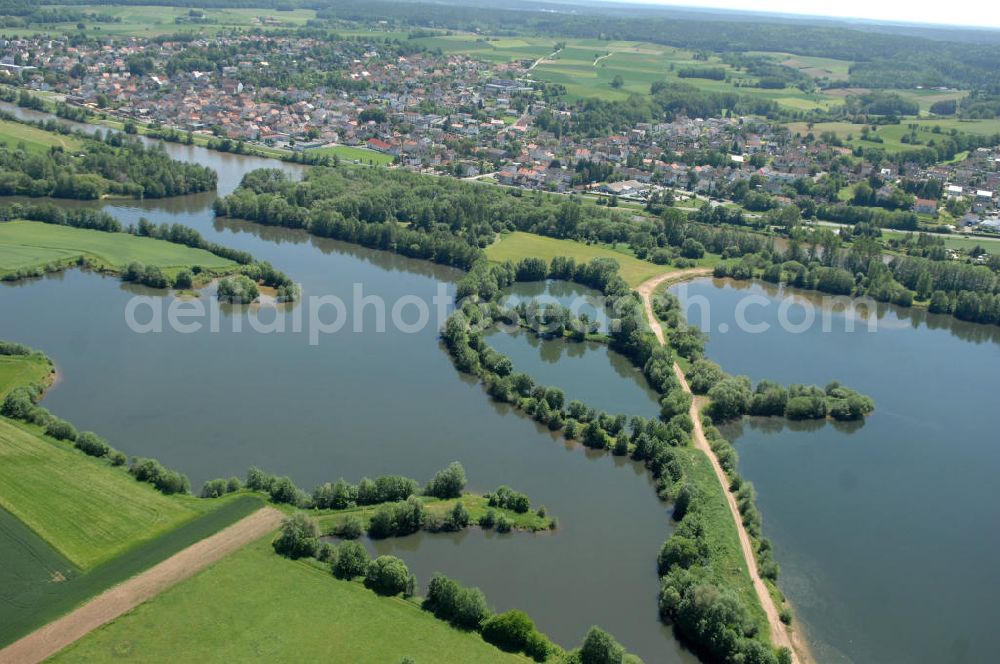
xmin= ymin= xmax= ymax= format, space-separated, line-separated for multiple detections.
xmin=486 ymin=231 xmax=669 ymax=287
xmin=0 ymin=119 xmax=82 ymax=155
xmin=0 ymin=494 xmax=263 ymax=648
xmin=314 ymin=494 xmax=554 ymax=534
xmin=309 ymin=144 xmax=395 ymax=166
xmin=49 ymin=537 xmax=528 ymax=663
xmin=0 ymin=417 xmax=199 ymax=569
xmin=677 ymin=446 xmax=771 ymax=642
xmin=0 ymin=354 xmax=52 ymax=399
xmin=0 ymin=220 xmax=236 ymax=279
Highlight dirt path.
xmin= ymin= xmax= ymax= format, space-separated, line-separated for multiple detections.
xmin=527 ymin=47 xmax=562 ymax=72
xmin=638 ymin=270 xmax=807 ymax=662
xmin=0 ymin=507 xmax=283 ymax=664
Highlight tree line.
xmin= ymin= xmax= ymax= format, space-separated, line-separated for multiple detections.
xmin=0 ymin=116 xmax=217 ymax=199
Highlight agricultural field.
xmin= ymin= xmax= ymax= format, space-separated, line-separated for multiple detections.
xmin=0 ymin=221 xmax=237 ymax=279
xmin=412 ymin=33 xmax=844 ymax=110
xmin=785 ymin=118 xmax=1000 ymax=154
xmin=49 ymin=538 xmax=529 ymax=663
xmin=486 ymin=230 xmax=669 ymax=287
xmin=3 ymin=5 xmax=316 ymax=38
xmin=0 ymin=418 xmax=201 ymax=569
xmin=0 ymin=119 xmax=82 ymax=155
xmin=0 ymin=353 xmax=51 ymax=399
xmin=752 ymin=51 xmax=852 ymax=83
xmin=0 ymin=507 xmax=76 ymax=637
xmin=308 ymin=144 xmax=396 ymax=166
xmin=0 ymin=494 xmax=263 ymax=647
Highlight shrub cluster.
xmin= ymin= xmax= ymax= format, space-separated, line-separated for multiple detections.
xmin=128 ymin=457 xmax=190 ymax=495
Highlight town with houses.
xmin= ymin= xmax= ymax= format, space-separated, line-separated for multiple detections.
xmin=1 ymin=28 xmax=998 ymax=234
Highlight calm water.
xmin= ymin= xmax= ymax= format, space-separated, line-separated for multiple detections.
xmin=672 ymin=278 xmax=1000 ymax=664
xmin=499 ymin=279 xmax=611 ymax=333
xmin=0 ymin=125 xmax=692 ymax=662
xmin=487 ymin=281 xmax=661 ymax=419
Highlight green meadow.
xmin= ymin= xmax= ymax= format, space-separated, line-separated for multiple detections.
xmin=0 ymin=119 xmax=82 ymax=155
xmin=785 ymin=118 xmax=1000 ymax=154
xmin=486 ymin=231 xmax=670 ymax=287
xmin=0 ymin=418 xmax=201 ymax=569
xmin=50 ymin=537 xmax=529 ymax=663
xmin=0 ymin=221 xmax=237 ymax=279
xmin=0 ymin=353 xmax=51 ymax=399
xmin=310 ymin=144 xmax=396 ymax=166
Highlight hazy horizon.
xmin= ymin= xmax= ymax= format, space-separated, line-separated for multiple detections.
xmin=599 ymin=0 xmax=1000 ymax=30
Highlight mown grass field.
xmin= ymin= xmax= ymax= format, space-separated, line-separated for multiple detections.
xmin=0 ymin=353 xmax=51 ymax=399
xmin=0 ymin=417 xmax=202 ymax=569
xmin=309 ymin=144 xmax=395 ymax=166
xmin=50 ymin=537 xmax=529 ymax=663
xmin=0 ymin=494 xmax=263 ymax=647
xmin=785 ymin=118 xmax=1000 ymax=154
xmin=486 ymin=231 xmax=670 ymax=287
xmin=0 ymin=119 xmax=82 ymax=155
xmin=881 ymin=229 xmax=1000 ymax=253
xmin=315 ymin=493 xmax=554 ymax=535
xmin=0 ymin=221 xmax=236 ymax=279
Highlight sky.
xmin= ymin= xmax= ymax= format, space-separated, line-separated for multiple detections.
xmin=609 ymin=0 xmax=1000 ymax=29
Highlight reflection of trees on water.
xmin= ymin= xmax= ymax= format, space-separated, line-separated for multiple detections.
xmin=687 ymin=278 xmax=1000 ymax=347
xmin=212 ymin=216 xmax=462 ymax=282
xmin=722 ymin=415 xmax=865 ymax=441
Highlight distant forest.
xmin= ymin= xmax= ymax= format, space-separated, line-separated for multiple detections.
xmin=4 ymin=0 xmax=1000 ymax=93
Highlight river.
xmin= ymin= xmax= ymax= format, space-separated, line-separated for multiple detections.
xmin=0 ymin=109 xmax=695 ymax=662
xmin=671 ymin=277 xmax=1000 ymax=664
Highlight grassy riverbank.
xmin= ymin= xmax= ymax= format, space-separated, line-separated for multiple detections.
xmin=0 ymin=353 xmax=51 ymax=399
xmin=49 ymin=537 xmax=529 ymax=663
xmin=0 ymin=119 xmax=82 ymax=155
xmin=0 ymin=221 xmax=236 ymax=280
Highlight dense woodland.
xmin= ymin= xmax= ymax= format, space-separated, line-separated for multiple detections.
xmin=0 ymin=118 xmax=216 ymax=199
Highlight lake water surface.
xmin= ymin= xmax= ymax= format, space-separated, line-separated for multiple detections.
xmin=0 ymin=126 xmax=693 ymax=662
xmin=671 ymin=277 xmax=1000 ymax=664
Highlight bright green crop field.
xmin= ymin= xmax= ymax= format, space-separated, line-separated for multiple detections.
xmin=0 ymin=418 xmax=200 ymax=569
